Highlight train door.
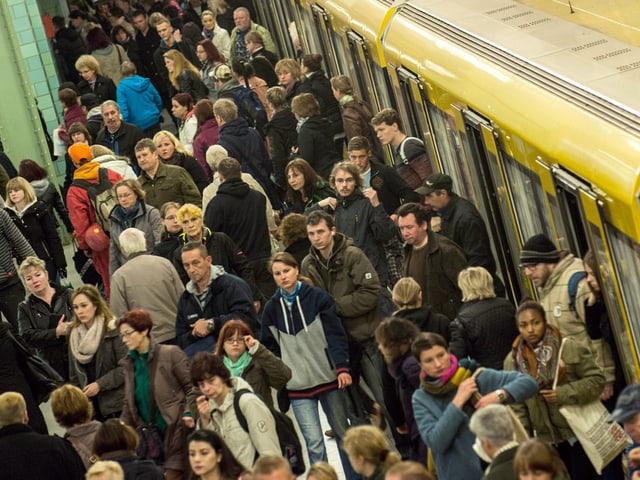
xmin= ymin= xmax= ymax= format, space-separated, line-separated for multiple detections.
xmin=538 ymin=163 xmax=639 ymax=382
xmin=304 ymin=4 xmax=347 ymax=77
xmin=254 ymin=0 xmax=296 ymax=58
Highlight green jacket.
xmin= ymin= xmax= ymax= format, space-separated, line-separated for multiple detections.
xmin=230 ymin=22 xmax=277 ymax=59
xmin=138 ymin=162 xmax=202 ymax=209
xmin=504 ymin=337 xmax=604 ymax=443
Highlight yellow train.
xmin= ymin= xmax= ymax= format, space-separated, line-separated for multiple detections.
xmin=257 ymin=0 xmax=640 ymax=382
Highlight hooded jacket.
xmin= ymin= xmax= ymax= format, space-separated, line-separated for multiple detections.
xmin=92 ymin=153 xmax=137 ymax=180
xmin=204 ymin=177 xmax=271 ymax=261
xmin=261 ymin=281 xmax=350 ymax=395
xmin=30 ymin=179 xmax=74 ymax=232
xmin=296 ymin=115 xmax=340 ymax=180
xmin=301 ymin=233 xmax=381 ymax=342
xmin=116 ymin=75 xmax=162 ymax=130
xmin=192 ymin=118 xmax=219 ymax=180
xmin=5 ymin=200 xmax=66 ymax=270
xmin=175 ymin=265 xmax=257 ymax=351
xmin=95 ymin=122 xmax=146 ymax=171
xmin=92 ymin=43 xmax=130 ymax=85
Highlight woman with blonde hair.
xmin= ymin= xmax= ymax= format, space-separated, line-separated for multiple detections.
xmin=448 ymin=266 xmax=518 ymax=369
xmin=391 ymin=277 xmax=450 ymax=339
xmin=343 ymin=425 xmax=401 ymax=480
xmin=200 ymin=10 xmax=231 ymax=59
xmin=86 ymin=460 xmax=125 ymax=480
xmin=75 ymin=54 xmax=117 ymax=102
xmin=164 ymin=49 xmax=209 ymax=102
xmin=307 ymin=462 xmax=338 ymax=480
xmin=108 ymin=178 xmax=163 ymax=275
xmin=153 ymin=130 xmax=208 ymax=192
xmin=68 ymin=284 xmax=126 ymax=421
xmin=5 ymin=176 xmax=67 ymax=281
xmin=275 ymin=58 xmax=310 ymax=102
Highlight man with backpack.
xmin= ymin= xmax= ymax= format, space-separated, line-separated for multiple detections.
xmin=66 ymin=142 xmax=122 ymax=298
xmin=520 ymin=234 xmax=616 ymax=400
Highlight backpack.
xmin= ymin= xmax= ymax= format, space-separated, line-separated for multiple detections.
xmin=396 ymin=137 xmax=432 ymax=190
xmin=568 ymin=271 xmax=587 ymax=311
xmin=234 ymin=86 xmax=268 ymax=137
xmin=71 ymin=168 xmax=118 ymax=233
xmin=233 ymin=388 xmax=306 ymax=475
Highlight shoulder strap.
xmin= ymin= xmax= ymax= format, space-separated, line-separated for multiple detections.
xmin=233 ymin=388 xmax=252 ymax=432
xmin=568 ymin=271 xmax=587 ymax=310
xmin=398 ymin=136 xmax=424 ymax=164
xmin=552 ymin=338 xmax=568 ymax=390
xmin=470 ymin=367 xmax=486 ymax=404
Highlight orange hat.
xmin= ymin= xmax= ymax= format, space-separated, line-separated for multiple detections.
xmin=68 ymin=143 xmax=93 ymax=166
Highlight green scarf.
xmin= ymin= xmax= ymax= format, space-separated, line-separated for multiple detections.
xmin=130 ymin=350 xmax=167 ymax=433
xmin=223 ymin=351 xmax=252 ymax=377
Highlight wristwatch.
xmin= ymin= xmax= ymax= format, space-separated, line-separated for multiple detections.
xmin=206 ymin=319 xmax=215 ymax=332
xmin=495 ymin=389 xmax=507 ymax=404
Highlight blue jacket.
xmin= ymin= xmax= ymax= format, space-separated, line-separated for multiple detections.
xmin=116 ymin=75 xmax=162 ymax=130
xmin=412 ymin=368 xmax=538 ymax=480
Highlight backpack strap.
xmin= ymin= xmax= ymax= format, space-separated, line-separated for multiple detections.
xmin=398 ymin=136 xmax=424 ymax=164
xmin=233 ymin=388 xmax=252 ymax=433
xmin=568 ymin=271 xmax=587 ymax=311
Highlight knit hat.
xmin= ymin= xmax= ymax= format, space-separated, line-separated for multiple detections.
xmin=68 ymin=143 xmax=93 ymax=166
xmin=415 ymin=173 xmax=453 ymax=195
xmin=519 ymin=234 xmax=560 ymax=266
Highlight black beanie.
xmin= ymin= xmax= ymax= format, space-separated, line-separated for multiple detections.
xmin=520 ymin=234 xmax=560 ymax=265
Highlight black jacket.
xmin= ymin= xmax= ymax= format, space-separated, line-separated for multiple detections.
xmin=176 ymin=69 xmax=209 ymax=102
xmin=284 ymin=237 xmax=312 ymax=266
xmin=5 ymin=201 xmax=66 ymax=270
xmin=305 ymin=70 xmax=343 ymax=135
xmin=484 ymin=445 xmax=519 ymax=480
xmin=449 ymin=297 xmax=518 ymax=370
xmin=163 ymin=151 xmax=209 ymax=192
xmin=152 ymin=230 xmax=181 ymax=261
xmin=285 ymin=80 xmax=311 ymax=103
xmin=369 ymin=161 xmax=420 ymax=215
xmin=265 ymin=107 xmax=297 ymax=189
xmin=17 ymin=284 xmax=73 ymax=381
xmin=393 ymin=305 xmax=451 ymax=341
xmin=31 ymin=179 xmax=74 ymax=232
xmin=152 ymin=39 xmax=199 ymax=94
xmin=95 ymin=122 xmax=146 ymax=170
xmin=204 ymin=178 xmax=271 ymax=261
xmin=77 ymin=73 xmax=116 ymax=103
xmin=296 ymin=115 xmax=340 ymax=180
xmin=250 ymin=55 xmax=278 ymax=87
xmin=135 ymin=28 xmax=163 ymax=94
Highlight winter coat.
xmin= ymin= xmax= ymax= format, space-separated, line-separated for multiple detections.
xmin=60 ymin=104 xmax=88 ymax=144
xmin=152 ymin=230 xmax=181 ymax=261
xmin=17 ymin=284 xmax=73 ymax=380
xmin=179 ymin=112 xmax=199 ymax=154
xmin=305 ymin=70 xmax=343 ymax=135
xmin=265 ymin=107 xmax=297 ymax=189
xmin=341 ymin=98 xmax=377 ymax=147
xmin=301 ymin=233 xmax=381 ymax=342
xmin=0 ymin=424 xmax=85 ymax=480
xmin=110 ymin=253 xmax=184 ymax=344
xmin=449 ymin=297 xmax=519 ymax=370
xmin=65 ymin=420 xmax=102 ymax=468
xmin=237 ymin=341 xmax=292 ymax=409
xmin=296 ymin=115 xmax=340 ymax=180
xmin=68 ymin=319 xmax=127 ymax=417
xmin=230 ymin=22 xmax=277 ymax=59
xmin=92 ymin=43 xmax=130 ymax=85
xmin=205 ymin=24 xmax=231 ymax=60
xmin=484 ymin=446 xmax=519 ymax=480
xmin=93 ymin=153 xmax=137 ymax=180
xmin=284 ymin=81 xmax=311 ymax=103
xmin=505 ymin=337 xmax=605 ymax=444
xmin=77 ymin=73 xmax=117 ymax=102
xmin=250 ymin=55 xmax=278 ymax=87
xmin=284 ymin=237 xmax=311 ymax=266
xmin=138 ymin=162 xmax=202 ymax=210
xmin=5 ymin=201 xmax=66 ymax=270
xmin=261 ymin=282 xmax=350 ymax=395
xmin=369 ymin=161 xmax=420 ymax=215
xmin=175 ymin=265 xmax=257 ymax=352
xmin=30 ymin=179 xmax=74 ymax=232
xmin=117 ymin=75 xmax=162 ymax=131
xmin=95 ymin=122 xmax=146 ymax=169
xmin=412 ymin=368 xmax=538 ymax=480
xmin=0 ymin=208 xmax=36 ymax=289
xmin=217 ymin=78 xmax=242 ymax=100
xmin=333 ymin=190 xmax=396 ymax=284
xmin=176 ymin=69 xmax=209 ymax=102
xmin=204 ymin=177 xmax=271 ymax=261
xmin=393 ymin=305 xmax=451 ymax=340
xmin=100 ymin=452 xmax=164 ymax=480
xmin=109 ymin=201 xmax=163 ymax=275
xmin=121 ymin=342 xmax=195 ymax=472
xmin=403 ymin=232 xmax=467 ymax=320
xmin=163 ymin=151 xmax=209 ymax=193
xmin=538 ymin=253 xmax=615 ymax=383
xmin=152 ymin=39 xmax=199 ymax=91
xmin=192 ymin=118 xmax=219 ymax=180
xmin=199 ymin=377 xmax=280 ymax=469
xmin=285 ymin=179 xmax=335 ymax=216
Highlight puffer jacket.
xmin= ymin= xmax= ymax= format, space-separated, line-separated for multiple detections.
xmin=505 ymin=337 xmax=605 ymax=443
xmin=121 ymin=342 xmax=195 ymax=472
xmin=30 ymin=179 xmax=74 ymax=232
xmin=17 ymin=284 xmax=73 ymax=380
xmin=200 ymin=377 xmax=280 ymax=469
xmin=239 ymin=341 xmax=292 ymax=409
xmin=301 ymin=233 xmax=381 ymax=342
xmin=68 ymin=318 xmax=127 ymax=417
xmin=5 ymin=200 xmax=66 ymax=270
xmin=109 ymin=200 xmax=162 ymax=275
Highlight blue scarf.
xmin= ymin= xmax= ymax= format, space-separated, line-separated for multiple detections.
xmin=280 ymin=281 xmax=302 ymax=308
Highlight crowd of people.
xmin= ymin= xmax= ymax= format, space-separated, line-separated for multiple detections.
xmin=0 ymin=0 xmax=637 ymax=479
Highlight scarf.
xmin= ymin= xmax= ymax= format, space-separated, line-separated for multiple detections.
xmin=420 ymin=354 xmax=478 ymax=396
xmin=512 ymin=325 xmax=562 ymax=389
xmin=296 ymin=116 xmax=309 ymax=133
xmin=339 ymin=94 xmax=354 ymax=106
xmin=223 ymin=351 xmax=252 ymax=377
xmin=279 ymin=281 xmax=302 ymax=309
xmin=69 ymin=315 xmax=105 ymax=364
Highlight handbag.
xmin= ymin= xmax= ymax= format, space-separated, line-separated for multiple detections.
xmin=136 ymin=373 xmax=165 ymax=464
xmin=7 ymin=328 xmax=64 ymax=404
xmin=552 ymin=338 xmax=630 ymax=474
xmin=72 ymin=239 xmax=102 ymax=286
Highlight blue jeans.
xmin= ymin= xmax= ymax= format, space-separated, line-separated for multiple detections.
xmin=291 ymin=389 xmax=359 ymax=480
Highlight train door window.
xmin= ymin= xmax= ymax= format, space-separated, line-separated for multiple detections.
xmin=309 ymin=5 xmax=341 ymax=78
xmin=299 ymin=7 xmax=322 ymax=56
xmin=550 ymin=169 xmax=591 ymax=256
xmin=254 ymin=1 xmax=294 ymax=58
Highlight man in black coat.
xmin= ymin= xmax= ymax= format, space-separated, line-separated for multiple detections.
xmin=132 ymin=10 xmax=165 ymax=102
xmin=95 ymin=101 xmax=145 ymax=173
xmin=51 ymin=16 xmax=86 ymax=83
xmin=0 ymin=392 xmax=85 ymax=479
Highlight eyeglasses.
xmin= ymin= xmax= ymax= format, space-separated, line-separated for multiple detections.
xmin=117 ymin=192 xmax=134 ymax=199
xmin=334 ymin=177 xmax=356 ymax=184
xmin=120 ymin=329 xmax=137 ymax=338
xmin=224 ymin=337 xmax=244 ymax=345
xmin=520 ymin=263 xmax=540 ymax=272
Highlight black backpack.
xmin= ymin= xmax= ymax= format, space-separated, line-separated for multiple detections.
xmin=233 ymin=388 xmax=306 ymax=475
xmin=71 ymin=168 xmax=118 ymax=233
xmin=234 ymin=86 xmax=268 ymax=137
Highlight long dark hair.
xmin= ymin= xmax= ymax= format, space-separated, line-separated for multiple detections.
xmin=284 ymin=157 xmax=322 ymax=204
xmin=187 ymin=429 xmax=247 ymax=480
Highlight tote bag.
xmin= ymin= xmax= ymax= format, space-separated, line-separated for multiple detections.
xmin=552 ymin=338 xmax=630 ymax=474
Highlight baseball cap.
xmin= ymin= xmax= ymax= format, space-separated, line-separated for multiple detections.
xmin=415 ymin=173 xmax=453 ymax=195
xmin=68 ymin=143 xmax=93 ymax=166
xmin=612 ymin=383 xmax=640 ymax=424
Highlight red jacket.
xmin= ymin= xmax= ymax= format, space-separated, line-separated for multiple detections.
xmin=66 ymin=162 xmax=122 ymax=250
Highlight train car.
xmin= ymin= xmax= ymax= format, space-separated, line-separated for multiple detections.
xmin=257 ymin=0 xmax=640 ymax=382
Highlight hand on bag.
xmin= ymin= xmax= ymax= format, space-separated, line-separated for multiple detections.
xmin=540 ymin=389 xmax=558 ymax=403
xmin=83 ymin=382 xmax=100 ymax=397
xmin=182 ymin=416 xmax=195 ymax=429
xmin=474 ymin=391 xmax=501 ymax=409
xmin=452 ymin=378 xmax=478 ymax=409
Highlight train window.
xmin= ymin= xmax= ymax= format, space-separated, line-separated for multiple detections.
xmin=309 ymin=5 xmax=341 ymax=77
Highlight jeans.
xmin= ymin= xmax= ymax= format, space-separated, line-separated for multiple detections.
xmin=291 ymin=389 xmax=359 ymax=480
